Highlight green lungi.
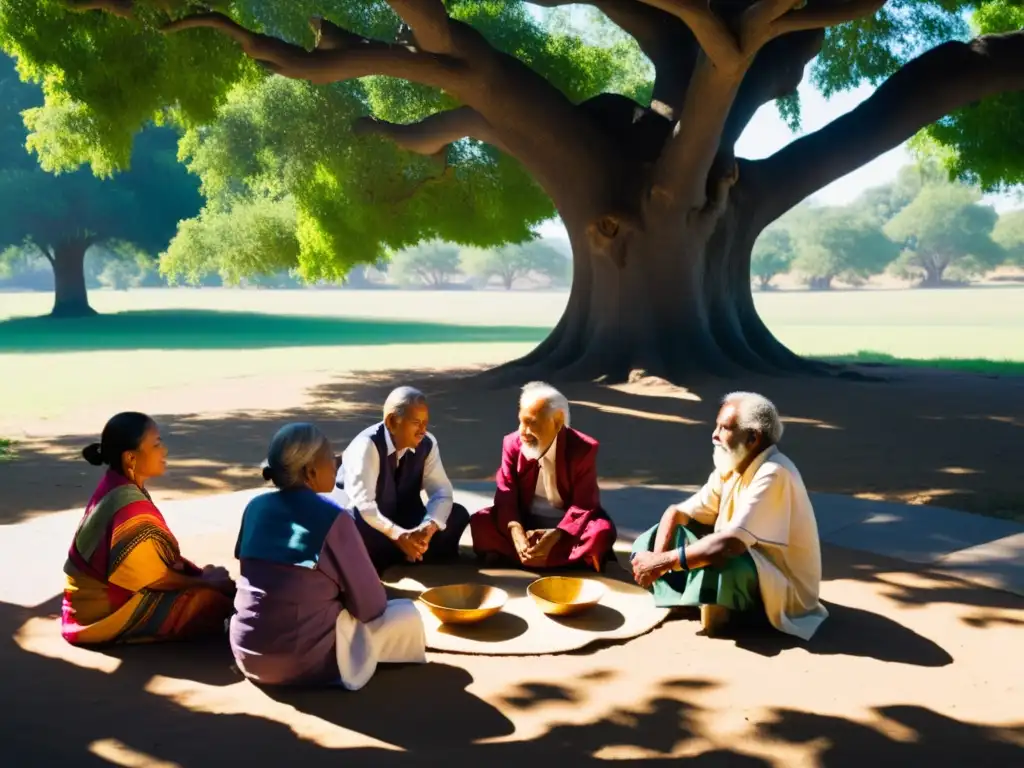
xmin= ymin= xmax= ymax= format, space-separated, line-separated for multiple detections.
xmin=630 ymin=524 xmax=761 ymax=611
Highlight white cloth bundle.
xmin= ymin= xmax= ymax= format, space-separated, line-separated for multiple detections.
xmin=334 ymin=598 xmax=426 ymax=691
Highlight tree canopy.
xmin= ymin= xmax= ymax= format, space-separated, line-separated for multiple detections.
xmin=0 ymin=0 xmax=1021 ymax=378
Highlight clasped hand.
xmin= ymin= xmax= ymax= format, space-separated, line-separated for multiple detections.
xmin=509 ymin=522 xmax=562 ymax=567
xmin=395 ymin=523 xmax=437 ymax=562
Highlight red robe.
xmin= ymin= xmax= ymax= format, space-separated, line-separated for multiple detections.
xmin=469 ymin=428 xmax=617 ymax=570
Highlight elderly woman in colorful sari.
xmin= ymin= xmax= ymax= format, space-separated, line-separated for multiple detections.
xmin=62 ymin=412 xmax=235 ymax=646
xmin=230 ymin=423 xmax=425 ymax=690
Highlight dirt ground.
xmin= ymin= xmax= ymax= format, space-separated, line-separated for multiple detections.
xmin=5 ymin=535 xmax=1023 ymax=765
xmin=2 ymin=361 xmax=1022 ymax=524
xmin=2 ymin=359 xmax=1024 ymax=764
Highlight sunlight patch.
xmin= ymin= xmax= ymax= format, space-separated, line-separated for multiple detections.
xmin=15 ymin=617 xmax=122 ymax=673
xmin=89 ymin=739 xmax=182 ymax=768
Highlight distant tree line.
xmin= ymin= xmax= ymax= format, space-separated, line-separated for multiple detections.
xmin=752 ymin=161 xmax=1024 ymax=290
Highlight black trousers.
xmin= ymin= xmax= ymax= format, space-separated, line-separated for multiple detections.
xmin=355 ymin=503 xmax=470 ymax=575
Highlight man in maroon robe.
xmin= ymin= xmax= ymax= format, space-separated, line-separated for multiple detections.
xmin=469 ymin=382 xmax=617 ymax=571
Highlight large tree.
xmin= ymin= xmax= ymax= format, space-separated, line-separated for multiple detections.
xmin=2 ymin=1 xmax=1022 ymax=376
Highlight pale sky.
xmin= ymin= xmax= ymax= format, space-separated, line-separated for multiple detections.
xmin=537 ymin=48 xmax=1021 ymax=241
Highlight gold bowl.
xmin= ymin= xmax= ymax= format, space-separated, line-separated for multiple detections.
xmin=527 ymin=576 xmax=607 ymax=617
xmin=418 ymin=583 xmax=508 ymax=624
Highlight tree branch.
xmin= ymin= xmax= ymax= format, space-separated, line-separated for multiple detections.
xmin=530 ymin=0 xmax=699 ymax=116
xmin=386 ymin=0 xmax=454 ymax=53
xmin=638 ymin=0 xmax=745 ymax=73
xmin=748 ymin=31 xmax=1024 ymax=225
xmin=353 ymin=107 xmax=508 ymax=155
xmin=720 ymin=30 xmax=823 ymax=157
xmin=772 ymin=0 xmax=887 ymax=36
xmin=66 ymin=0 xmax=133 ymax=18
xmin=162 ymin=12 xmax=465 ymax=88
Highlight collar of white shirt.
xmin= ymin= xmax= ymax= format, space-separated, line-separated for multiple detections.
xmin=383 ymin=424 xmax=417 ymax=461
xmin=737 ymin=442 xmax=774 ymax=483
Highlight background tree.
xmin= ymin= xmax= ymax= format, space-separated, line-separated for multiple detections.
xmin=0 ymin=55 xmax=201 ymax=315
xmin=750 ymin=227 xmax=795 ymax=289
xmin=792 ymin=207 xmax=899 ymax=289
xmin=389 ymin=241 xmax=462 ymax=288
xmin=2 ymin=1 xmax=1022 ymax=378
xmin=0 ymin=127 xmax=201 ymax=316
xmin=462 ymin=241 xmax=569 ymax=289
xmin=884 ymin=183 xmax=1002 ymax=286
xmin=993 ymin=209 xmax=1024 ymax=266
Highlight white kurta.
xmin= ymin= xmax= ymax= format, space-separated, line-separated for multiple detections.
xmin=530 ymin=445 xmax=565 ymax=528
xmin=677 ymin=446 xmax=828 ymax=640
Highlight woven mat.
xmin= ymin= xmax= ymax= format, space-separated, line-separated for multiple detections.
xmin=383 ymin=563 xmax=670 ymax=656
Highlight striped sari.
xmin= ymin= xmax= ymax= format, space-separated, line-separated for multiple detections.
xmin=61 ymin=471 xmax=233 ymax=646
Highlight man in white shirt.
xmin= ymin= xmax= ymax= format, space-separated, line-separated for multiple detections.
xmin=337 ymin=386 xmax=468 ymax=573
xmin=630 ymin=391 xmax=828 ymax=640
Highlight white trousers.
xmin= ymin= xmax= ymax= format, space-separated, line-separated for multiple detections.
xmin=334 ymin=598 xmax=426 ymax=691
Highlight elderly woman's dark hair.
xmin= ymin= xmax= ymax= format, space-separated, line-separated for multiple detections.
xmin=262 ymin=423 xmax=332 ymax=489
xmin=82 ymin=412 xmax=156 ymax=474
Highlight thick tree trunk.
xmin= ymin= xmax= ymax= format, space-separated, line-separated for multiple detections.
xmin=481 ymin=201 xmax=818 ymax=386
xmin=50 ymin=240 xmax=96 ymax=318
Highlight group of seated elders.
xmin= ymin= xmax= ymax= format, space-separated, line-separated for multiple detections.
xmin=60 ymin=384 xmax=826 ymax=691
xmin=630 ymin=391 xmax=828 ymax=639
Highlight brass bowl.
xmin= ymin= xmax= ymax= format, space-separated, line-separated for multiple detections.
xmin=419 ymin=583 xmax=508 ymax=624
xmin=527 ymin=576 xmax=607 ymax=617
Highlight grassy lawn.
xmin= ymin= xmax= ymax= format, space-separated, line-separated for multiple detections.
xmin=823 ymin=352 xmax=1024 ymax=377
xmin=0 ymin=309 xmax=546 ymax=353
xmin=0 ymin=286 xmax=1020 ymax=422
xmin=0 ymin=438 xmax=13 ymax=461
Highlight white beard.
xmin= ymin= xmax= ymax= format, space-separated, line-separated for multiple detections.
xmin=521 ymin=439 xmax=552 ymax=462
xmin=713 ymin=442 xmax=750 ymax=475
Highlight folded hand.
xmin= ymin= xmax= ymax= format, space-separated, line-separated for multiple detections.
xmin=396 ymin=531 xmax=429 ymax=562
xmin=521 ymin=529 xmax=562 ymax=568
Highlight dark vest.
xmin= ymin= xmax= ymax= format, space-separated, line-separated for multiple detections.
xmin=370 ymin=422 xmax=431 ymax=528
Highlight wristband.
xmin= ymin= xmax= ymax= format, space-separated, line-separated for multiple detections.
xmin=674 ymin=540 xmax=689 ymax=573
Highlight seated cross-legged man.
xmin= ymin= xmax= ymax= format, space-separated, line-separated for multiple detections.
xmin=630 ymin=392 xmax=828 ymax=640
xmin=470 ymin=381 xmax=617 ymax=572
xmin=338 ymin=386 xmax=469 ymax=575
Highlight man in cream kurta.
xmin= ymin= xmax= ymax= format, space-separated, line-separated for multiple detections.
xmin=630 ymin=391 xmax=828 ymax=640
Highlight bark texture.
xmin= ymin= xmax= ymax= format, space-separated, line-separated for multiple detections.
xmin=72 ymin=1 xmax=1024 ymax=382
xmin=50 ymin=240 xmax=95 ymax=318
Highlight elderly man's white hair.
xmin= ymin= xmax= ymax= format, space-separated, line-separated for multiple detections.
xmin=520 ymin=381 xmax=571 ymax=427
xmin=723 ymin=391 xmax=784 ymax=445
xmin=383 ymin=386 xmax=427 ymax=420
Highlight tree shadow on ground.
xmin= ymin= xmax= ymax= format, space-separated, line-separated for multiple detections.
xmin=4 ymin=595 xmax=1021 ymax=766
xmin=6 ymin=364 xmax=1024 ymax=523
xmin=0 ymin=310 xmax=545 ymax=353
xmin=759 ymin=706 xmax=1024 ymax=767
